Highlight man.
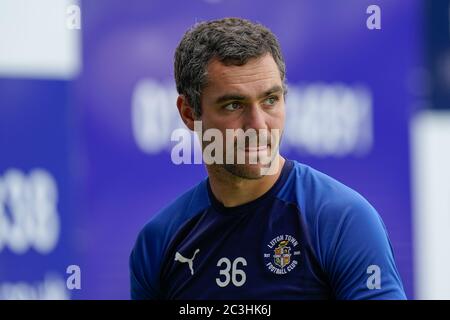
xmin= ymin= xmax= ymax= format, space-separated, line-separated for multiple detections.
xmin=130 ymin=17 xmax=406 ymax=300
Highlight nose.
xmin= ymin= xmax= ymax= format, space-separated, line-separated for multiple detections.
xmin=243 ymin=104 xmax=267 ymax=131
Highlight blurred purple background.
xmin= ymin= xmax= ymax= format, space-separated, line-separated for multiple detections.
xmin=1 ymin=0 xmax=435 ymax=299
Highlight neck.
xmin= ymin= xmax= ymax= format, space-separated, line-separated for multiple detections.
xmin=207 ymin=156 xmax=286 ymax=207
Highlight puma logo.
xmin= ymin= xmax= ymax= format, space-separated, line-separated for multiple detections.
xmin=174 ymin=249 xmax=200 ymax=275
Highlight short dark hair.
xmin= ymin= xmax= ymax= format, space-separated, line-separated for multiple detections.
xmin=174 ymin=17 xmax=286 ymax=117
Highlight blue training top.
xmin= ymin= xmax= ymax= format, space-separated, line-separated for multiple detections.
xmin=130 ymin=159 xmax=406 ymax=300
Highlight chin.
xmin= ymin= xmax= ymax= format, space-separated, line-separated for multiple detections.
xmin=223 ymin=163 xmax=267 ymax=180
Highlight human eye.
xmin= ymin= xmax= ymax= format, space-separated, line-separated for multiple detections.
xmin=263 ymin=96 xmax=279 ymax=106
xmin=223 ymin=102 xmax=242 ymax=111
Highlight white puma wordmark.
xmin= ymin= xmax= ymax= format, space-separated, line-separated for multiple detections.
xmin=174 ymin=249 xmax=200 ymax=275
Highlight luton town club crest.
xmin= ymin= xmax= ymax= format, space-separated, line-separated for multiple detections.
xmin=264 ymin=234 xmax=301 ymax=275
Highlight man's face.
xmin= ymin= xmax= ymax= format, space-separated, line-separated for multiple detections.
xmin=199 ymin=53 xmax=285 ymax=179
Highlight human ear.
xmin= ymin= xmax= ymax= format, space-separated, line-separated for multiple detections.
xmin=176 ymin=95 xmax=197 ymax=131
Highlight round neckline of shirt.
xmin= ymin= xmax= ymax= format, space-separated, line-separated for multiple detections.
xmin=206 ymin=159 xmax=294 ymax=215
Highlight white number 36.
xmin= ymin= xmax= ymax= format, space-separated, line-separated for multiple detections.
xmin=216 ymin=257 xmax=247 ymax=287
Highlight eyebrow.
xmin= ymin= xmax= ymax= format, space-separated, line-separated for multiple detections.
xmin=214 ymin=85 xmax=283 ymax=105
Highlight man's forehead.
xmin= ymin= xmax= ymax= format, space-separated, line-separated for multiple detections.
xmin=204 ymin=54 xmax=282 ymax=96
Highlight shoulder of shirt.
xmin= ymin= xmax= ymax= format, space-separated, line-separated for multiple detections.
xmin=277 ymin=160 xmax=385 ymax=270
xmin=130 ymin=179 xmax=210 ymax=297
xmin=133 ymin=178 xmax=210 ymax=250
xmin=277 ymin=160 xmax=405 ymax=299
xmin=278 ymin=160 xmax=381 ymax=230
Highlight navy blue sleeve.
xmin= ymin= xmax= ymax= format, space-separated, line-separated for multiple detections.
xmin=314 ymin=191 xmax=406 ymax=299
xmin=129 ymin=224 xmax=162 ymax=300
xmin=292 ymin=164 xmax=406 ymax=300
xmin=130 ymin=251 xmax=156 ymax=299
xmin=129 ymin=181 xmax=210 ymax=300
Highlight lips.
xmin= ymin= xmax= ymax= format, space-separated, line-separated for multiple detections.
xmin=244 ymin=145 xmax=268 ymax=152
xmin=236 ymin=144 xmax=271 ymax=153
